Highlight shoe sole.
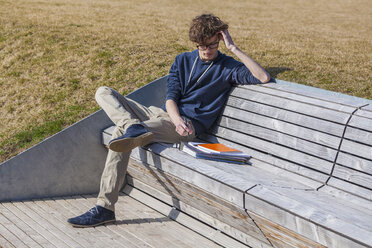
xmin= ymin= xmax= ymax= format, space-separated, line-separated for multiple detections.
xmin=108 ymin=132 xmax=155 ymax=153
xmin=68 ymin=218 xmax=116 ymax=228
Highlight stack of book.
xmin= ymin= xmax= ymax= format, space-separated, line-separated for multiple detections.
xmin=181 ymin=142 xmax=251 ymax=164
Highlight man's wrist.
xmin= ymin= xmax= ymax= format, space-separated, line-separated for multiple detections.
xmin=230 ymin=45 xmax=238 ymax=53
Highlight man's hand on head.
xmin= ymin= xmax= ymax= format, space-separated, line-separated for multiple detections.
xmin=220 ymin=29 xmax=237 ymax=51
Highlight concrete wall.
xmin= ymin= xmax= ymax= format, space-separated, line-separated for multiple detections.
xmin=0 ymin=76 xmax=167 ymax=202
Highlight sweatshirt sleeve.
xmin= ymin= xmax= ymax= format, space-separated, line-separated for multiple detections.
xmin=231 ymin=64 xmax=262 ymax=85
xmin=166 ymin=58 xmax=182 ymax=103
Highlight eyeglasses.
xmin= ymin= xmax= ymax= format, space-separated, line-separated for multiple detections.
xmin=196 ymin=40 xmax=219 ymax=51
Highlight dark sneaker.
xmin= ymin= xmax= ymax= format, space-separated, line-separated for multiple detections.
xmin=67 ymin=206 xmax=115 ymax=228
xmin=108 ymin=124 xmax=154 ymax=153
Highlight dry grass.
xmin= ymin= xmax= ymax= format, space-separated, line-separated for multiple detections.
xmin=0 ymin=0 xmax=371 ymax=162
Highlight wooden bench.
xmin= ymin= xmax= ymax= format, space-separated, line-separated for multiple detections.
xmin=102 ymin=76 xmax=372 ymax=248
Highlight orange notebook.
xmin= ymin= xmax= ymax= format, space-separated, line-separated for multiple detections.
xmin=197 ymin=143 xmax=241 ymax=153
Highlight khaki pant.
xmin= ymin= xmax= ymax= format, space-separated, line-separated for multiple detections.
xmin=94 ymin=86 xmax=195 ymax=211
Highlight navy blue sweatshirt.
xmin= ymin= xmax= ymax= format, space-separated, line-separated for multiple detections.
xmin=163 ymin=49 xmax=262 ymax=135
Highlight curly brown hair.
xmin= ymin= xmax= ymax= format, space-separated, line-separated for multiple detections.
xmin=189 ymin=14 xmax=228 ymax=44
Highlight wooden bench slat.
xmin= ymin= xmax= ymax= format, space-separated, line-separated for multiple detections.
xmin=348 ymin=115 xmax=372 ymax=132
xmin=126 ymin=160 xmax=267 ymax=243
xmin=222 ymin=105 xmax=341 ymax=149
xmin=355 ymin=107 xmax=372 ymax=119
xmin=261 ymin=81 xmax=371 ymax=108
xmin=217 ymin=116 xmax=338 ymax=162
xmin=200 ymin=133 xmax=328 ymax=185
xmin=319 ymin=185 xmax=372 ymax=212
xmin=210 ymin=126 xmax=333 ymax=174
xmin=340 ymin=139 xmax=372 ymax=160
xmin=226 ymin=97 xmax=345 ymax=136
xmin=344 ymin=126 xmax=372 ymax=146
xmin=336 ymin=152 xmax=372 ymax=175
xmin=130 ymin=145 xmax=248 ymax=208
xmin=332 ymin=165 xmax=372 ymax=189
xmin=230 ymin=87 xmax=350 ymax=124
xmin=327 ymin=177 xmax=372 ymax=201
xmin=246 ymin=185 xmax=372 ymax=247
xmin=249 ymin=211 xmax=326 ymax=248
xmin=126 ymin=176 xmax=271 ymax=247
xmin=239 ymin=84 xmax=356 ymax=113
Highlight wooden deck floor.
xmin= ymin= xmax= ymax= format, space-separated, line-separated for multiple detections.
xmin=0 ymin=193 xmax=222 ymax=248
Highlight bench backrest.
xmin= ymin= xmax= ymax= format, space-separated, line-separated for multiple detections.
xmin=331 ymin=106 xmax=372 ymax=200
xmin=200 ymin=82 xmax=372 ymax=196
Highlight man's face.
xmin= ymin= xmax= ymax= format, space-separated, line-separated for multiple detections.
xmin=197 ymin=34 xmax=220 ymax=62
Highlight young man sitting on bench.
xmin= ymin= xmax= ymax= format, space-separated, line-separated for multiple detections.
xmin=67 ymin=13 xmax=270 ymax=228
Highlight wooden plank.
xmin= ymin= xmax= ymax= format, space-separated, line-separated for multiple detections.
xmin=230 ymin=87 xmax=350 ymax=124
xmin=245 ymin=187 xmax=371 ymax=248
xmin=130 ymin=145 xmax=248 ymax=207
xmin=52 ymin=196 xmax=154 ymax=248
xmin=146 ymin=142 xmax=315 ymax=191
xmin=319 ymin=185 xmax=372 ymax=212
xmin=361 ymin=104 xmax=372 ymax=112
xmin=11 ymin=201 xmax=82 ymax=248
xmin=63 ymin=196 xmax=135 ymax=248
xmin=238 ymin=84 xmax=356 ymax=113
xmin=0 ymin=203 xmax=53 ymax=248
xmin=355 ymin=108 xmax=372 ymax=119
xmin=117 ymin=193 xmax=224 ymax=248
xmin=200 ymin=133 xmax=329 ymax=184
xmin=1 ymin=201 xmax=69 ymax=248
xmin=79 ymin=195 xmax=187 ymax=248
xmin=327 ymin=177 xmax=372 ymax=201
xmin=248 ymin=211 xmax=326 ymax=248
xmin=0 ymin=211 xmax=41 ymax=248
xmin=38 ymin=198 xmax=115 ymax=248
xmin=126 ymin=158 xmax=270 ymax=244
xmin=348 ymin=115 xmax=372 ymax=132
xmin=340 ymin=139 xmax=372 ymax=160
xmin=123 ymin=186 xmax=249 ymax=248
xmin=344 ymin=126 xmax=372 ymax=146
xmin=209 ymin=126 xmax=333 ymax=174
xmin=116 ymin=197 xmax=220 ymax=248
xmin=222 ymin=105 xmax=341 ymax=149
xmin=226 ymin=97 xmax=345 ymax=137
xmin=217 ymin=116 xmax=338 ymax=162
xmin=336 ymin=152 xmax=372 ymax=175
xmin=127 ymin=176 xmax=272 ymax=248
xmin=53 ymin=196 xmax=123 ymax=248
xmin=0 ymin=233 xmax=16 ymax=248
xmin=0 ymin=222 xmax=28 ymax=248
xmin=24 ymin=200 xmax=92 ymax=248
xmin=246 ymin=185 xmax=372 ymax=247
xmin=332 ymin=165 xmax=372 ymax=189
xmin=260 ymin=81 xmax=371 ymax=108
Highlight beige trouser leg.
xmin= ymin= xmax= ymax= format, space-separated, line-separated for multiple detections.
xmin=94 ymin=86 xmax=195 ymax=211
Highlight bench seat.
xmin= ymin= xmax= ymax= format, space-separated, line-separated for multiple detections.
xmin=102 ymin=77 xmax=372 ymax=248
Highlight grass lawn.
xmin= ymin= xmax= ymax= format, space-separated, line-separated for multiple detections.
xmin=0 ymin=0 xmax=371 ymax=162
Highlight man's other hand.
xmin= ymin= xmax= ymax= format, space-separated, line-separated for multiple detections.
xmin=174 ymin=117 xmax=193 ymax=136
